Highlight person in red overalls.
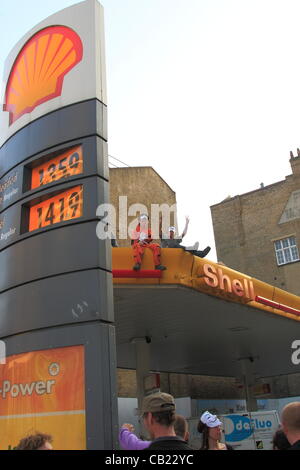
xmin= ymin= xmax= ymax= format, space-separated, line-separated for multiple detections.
xmin=132 ymin=214 xmax=166 ymax=271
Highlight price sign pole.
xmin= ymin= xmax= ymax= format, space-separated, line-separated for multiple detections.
xmin=0 ymin=1 xmax=117 ymax=450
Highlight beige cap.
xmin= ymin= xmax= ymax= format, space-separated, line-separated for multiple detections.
xmin=141 ymin=392 xmax=175 ymax=414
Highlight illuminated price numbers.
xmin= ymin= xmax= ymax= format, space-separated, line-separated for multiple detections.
xmin=29 ymin=185 xmax=83 ymax=232
xmin=31 ymin=146 xmax=83 ymax=189
xmin=37 ymin=152 xmax=79 ymax=185
xmin=36 ymin=192 xmax=80 ymax=227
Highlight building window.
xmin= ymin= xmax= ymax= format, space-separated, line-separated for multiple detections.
xmin=274 ymin=236 xmax=299 ymax=266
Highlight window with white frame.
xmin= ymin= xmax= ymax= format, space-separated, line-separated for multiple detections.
xmin=274 ymin=236 xmax=299 ymax=266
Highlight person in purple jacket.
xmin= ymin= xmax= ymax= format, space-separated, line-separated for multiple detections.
xmin=119 ymin=415 xmax=189 ymax=450
xmin=119 ymin=423 xmax=150 ymax=450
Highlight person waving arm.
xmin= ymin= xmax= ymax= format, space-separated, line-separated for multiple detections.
xmin=181 ymin=216 xmax=190 ymax=239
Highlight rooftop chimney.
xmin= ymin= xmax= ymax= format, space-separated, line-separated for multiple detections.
xmin=290 ymin=149 xmax=300 ymax=177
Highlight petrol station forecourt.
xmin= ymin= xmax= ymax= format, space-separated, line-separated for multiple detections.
xmin=0 ymin=0 xmax=300 ymax=450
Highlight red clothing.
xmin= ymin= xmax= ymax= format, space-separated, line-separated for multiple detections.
xmin=132 ymin=224 xmax=161 ymax=266
xmin=131 ymin=224 xmax=153 ymax=244
xmin=133 ymin=242 xmax=161 ymax=265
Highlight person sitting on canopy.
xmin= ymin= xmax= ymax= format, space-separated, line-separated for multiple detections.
xmin=160 ymin=216 xmax=211 ymax=258
xmin=131 ymin=214 xmax=166 ymax=271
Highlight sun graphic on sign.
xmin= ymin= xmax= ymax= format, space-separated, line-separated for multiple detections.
xmin=48 ymin=362 xmax=60 ymax=376
xmin=3 ymin=25 xmax=83 ymax=125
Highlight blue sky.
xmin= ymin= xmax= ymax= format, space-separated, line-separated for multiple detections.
xmin=1 ymin=0 xmax=300 ymax=260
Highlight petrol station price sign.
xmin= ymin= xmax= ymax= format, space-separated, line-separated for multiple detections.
xmin=28 ymin=185 xmax=83 ymax=232
xmin=31 ymin=146 xmax=83 ymax=189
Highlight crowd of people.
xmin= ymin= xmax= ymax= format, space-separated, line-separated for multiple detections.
xmin=12 ymin=391 xmax=300 ymax=450
xmin=117 ymin=391 xmax=300 ymax=452
xmin=118 ymin=392 xmax=234 ymax=451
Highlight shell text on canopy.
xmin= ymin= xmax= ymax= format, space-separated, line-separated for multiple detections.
xmin=3 ymin=26 xmax=83 ymax=125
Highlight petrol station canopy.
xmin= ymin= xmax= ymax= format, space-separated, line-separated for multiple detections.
xmin=113 ymin=248 xmax=300 ymax=378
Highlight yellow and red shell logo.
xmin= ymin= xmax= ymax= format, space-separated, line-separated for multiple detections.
xmin=3 ymin=26 xmax=83 ymax=125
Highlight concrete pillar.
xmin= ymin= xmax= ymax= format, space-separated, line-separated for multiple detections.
xmin=240 ymin=358 xmax=258 ymax=412
xmin=131 ymin=337 xmax=151 ymax=438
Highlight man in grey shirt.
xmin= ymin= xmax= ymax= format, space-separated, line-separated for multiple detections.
xmin=160 ymin=216 xmax=210 ymax=258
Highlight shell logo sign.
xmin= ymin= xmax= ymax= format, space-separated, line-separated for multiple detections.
xmin=3 ymin=26 xmax=83 ymax=125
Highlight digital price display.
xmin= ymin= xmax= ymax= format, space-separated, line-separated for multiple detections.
xmin=29 ymin=185 xmax=83 ymax=232
xmin=31 ymin=146 xmax=83 ymax=189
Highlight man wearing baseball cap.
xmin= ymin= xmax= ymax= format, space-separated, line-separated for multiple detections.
xmin=140 ymin=392 xmax=192 ymax=450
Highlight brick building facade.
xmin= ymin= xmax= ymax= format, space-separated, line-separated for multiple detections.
xmin=109 ymin=167 xmax=177 ymax=246
xmin=210 ymin=154 xmax=300 ymax=402
xmin=210 ymin=153 xmax=300 ymax=296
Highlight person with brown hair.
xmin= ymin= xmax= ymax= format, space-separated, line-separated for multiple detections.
xmin=197 ymin=411 xmax=233 ymax=450
xmin=15 ymin=432 xmax=53 ymax=450
xmin=141 ymin=392 xmax=192 ymax=450
xmin=174 ymin=414 xmax=190 ymax=442
xmin=119 ymin=414 xmax=190 ymax=450
xmin=281 ymin=402 xmax=300 ymax=450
